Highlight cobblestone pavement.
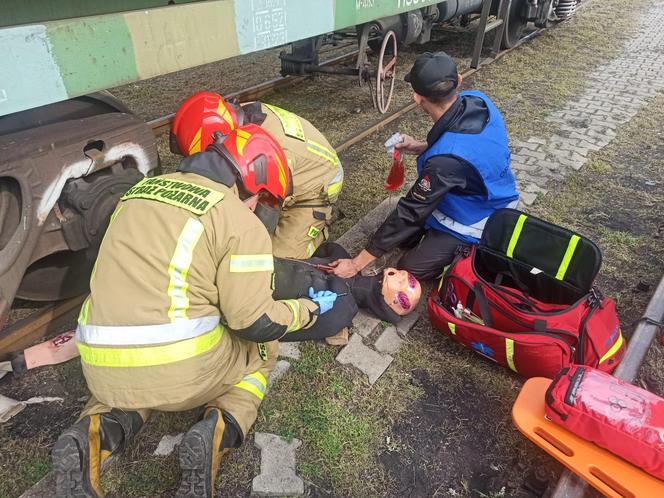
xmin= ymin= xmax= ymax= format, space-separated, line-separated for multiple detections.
xmin=512 ymin=1 xmax=664 ymax=205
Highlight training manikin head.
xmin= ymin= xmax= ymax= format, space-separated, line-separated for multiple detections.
xmin=381 ymin=268 xmax=422 ymax=316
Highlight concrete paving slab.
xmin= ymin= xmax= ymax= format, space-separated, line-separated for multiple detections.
xmin=278 ymin=342 xmax=301 ymax=360
xmin=268 ymin=360 xmax=291 ymax=388
xmin=395 ymin=300 xmax=425 ymax=336
xmin=373 ymin=326 xmax=404 ymax=355
xmin=252 ymin=432 xmax=304 ymax=497
xmin=336 ymin=334 xmax=393 ymax=385
xmin=351 ymin=311 xmax=382 ymax=338
xmin=19 ymin=473 xmax=57 ymax=498
xmin=337 ymin=195 xmax=401 ymax=255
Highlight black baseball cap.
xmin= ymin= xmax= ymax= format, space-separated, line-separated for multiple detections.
xmin=404 ymin=52 xmax=458 ymax=98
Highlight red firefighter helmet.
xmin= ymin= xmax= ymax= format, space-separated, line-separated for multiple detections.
xmin=171 ymin=91 xmax=241 ymax=156
xmin=214 ymin=123 xmax=291 ymax=206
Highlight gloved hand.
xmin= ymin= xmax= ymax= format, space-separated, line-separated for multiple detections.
xmin=308 ymin=287 xmax=337 ymax=314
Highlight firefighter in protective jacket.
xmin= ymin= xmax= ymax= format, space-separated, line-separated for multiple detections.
xmin=52 ymin=124 xmax=337 ymax=498
xmin=171 ymin=92 xmax=344 ymax=259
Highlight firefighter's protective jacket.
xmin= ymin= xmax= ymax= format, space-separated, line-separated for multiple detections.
xmin=245 ymin=102 xmax=344 ymax=205
xmin=75 ymin=172 xmax=318 ymax=409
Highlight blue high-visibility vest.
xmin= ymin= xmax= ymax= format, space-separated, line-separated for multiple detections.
xmin=416 ymin=90 xmax=520 ymax=243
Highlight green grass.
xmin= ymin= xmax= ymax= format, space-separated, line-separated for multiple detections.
xmin=585 ymin=159 xmax=613 ymax=174
xmin=254 ymin=341 xmax=418 ymax=495
xmin=0 ymin=439 xmax=51 ymax=498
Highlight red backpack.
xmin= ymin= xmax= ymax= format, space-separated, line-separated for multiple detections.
xmin=428 ymin=209 xmax=625 ymax=378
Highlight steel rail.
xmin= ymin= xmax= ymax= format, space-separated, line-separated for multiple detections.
xmin=148 ymin=50 xmax=360 ymax=137
xmin=0 ymin=295 xmax=85 ymax=360
xmin=336 ymin=28 xmax=543 ymax=153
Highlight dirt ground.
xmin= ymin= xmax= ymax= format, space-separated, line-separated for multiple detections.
xmin=1 ymin=0 xmax=662 ymax=497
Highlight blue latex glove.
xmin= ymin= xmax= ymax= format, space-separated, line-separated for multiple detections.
xmin=308 ymin=287 xmax=337 ymax=314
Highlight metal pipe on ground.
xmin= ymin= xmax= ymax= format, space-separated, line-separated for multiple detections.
xmin=551 ymin=274 xmax=664 ymax=498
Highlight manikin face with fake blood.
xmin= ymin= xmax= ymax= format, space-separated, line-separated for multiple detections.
xmin=381 ymin=268 xmax=422 ymax=316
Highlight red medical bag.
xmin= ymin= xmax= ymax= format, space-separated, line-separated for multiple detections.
xmin=428 ymin=209 xmax=625 ymax=378
xmin=545 ymin=365 xmax=664 ymax=480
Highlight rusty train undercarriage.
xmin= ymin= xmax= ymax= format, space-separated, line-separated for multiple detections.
xmin=0 ymin=93 xmax=160 ymax=327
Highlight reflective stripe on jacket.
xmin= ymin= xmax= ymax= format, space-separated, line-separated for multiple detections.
xmin=260 ymin=103 xmax=343 ymax=204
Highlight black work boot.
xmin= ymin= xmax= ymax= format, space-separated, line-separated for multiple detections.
xmin=52 ymin=409 xmax=143 ymax=498
xmin=176 ymin=407 xmax=242 ymax=498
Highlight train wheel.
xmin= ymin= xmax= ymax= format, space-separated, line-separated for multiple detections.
xmin=535 ymin=0 xmax=559 ymax=28
xmin=16 ymin=164 xmax=145 ymax=302
xmin=502 ymin=0 xmax=529 ymax=49
xmin=9 ymin=93 xmax=152 ymax=302
xmin=375 ymin=30 xmax=398 ymax=114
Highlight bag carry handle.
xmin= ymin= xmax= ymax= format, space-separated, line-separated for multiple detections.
xmin=473 ymin=282 xmax=494 ymax=329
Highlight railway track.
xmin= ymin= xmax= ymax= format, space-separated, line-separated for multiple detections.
xmin=0 ymin=28 xmax=548 ymax=361
xmin=148 ymin=49 xmax=360 ymax=137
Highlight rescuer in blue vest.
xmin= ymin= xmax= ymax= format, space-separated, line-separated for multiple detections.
xmin=331 ymin=51 xmax=520 ymax=280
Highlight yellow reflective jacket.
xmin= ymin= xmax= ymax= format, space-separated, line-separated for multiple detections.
xmin=75 ymin=171 xmax=317 ymax=408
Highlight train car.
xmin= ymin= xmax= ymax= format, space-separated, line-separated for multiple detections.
xmin=0 ymin=0 xmax=580 ymax=327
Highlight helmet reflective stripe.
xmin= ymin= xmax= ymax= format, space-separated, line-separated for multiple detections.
xmin=275 ymin=154 xmax=287 ymax=193
xmin=168 ymin=218 xmax=205 ymax=321
xmin=188 ymin=128 xmax=203 ymax=155
xmin=218 ymin=99 xmax=235 ymax=129
xmin=235 ymin=128 xmax=251 ymax=155
xmin=76 ymin=316 xmax=221 ymax=346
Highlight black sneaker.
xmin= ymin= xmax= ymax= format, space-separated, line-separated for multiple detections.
xmin=176 ymin=408 xmax=227 ymax=498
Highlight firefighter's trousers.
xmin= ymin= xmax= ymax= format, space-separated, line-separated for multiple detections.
xmin=80 ymin=339 xmax=278 ymax=437
xmin=272 ymin=203 xmax=333 ymax=259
